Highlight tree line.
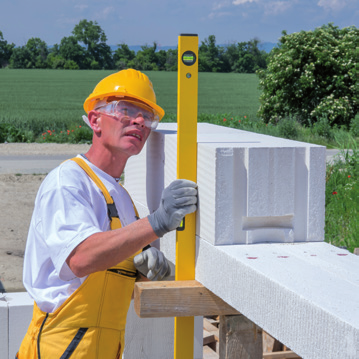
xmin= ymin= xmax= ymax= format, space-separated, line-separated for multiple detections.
xmin=0 ymin=20 xmax=268 ymax=73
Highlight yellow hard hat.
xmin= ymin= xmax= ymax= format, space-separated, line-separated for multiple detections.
xmin=83 ymin=69 xmax=165 ymax=121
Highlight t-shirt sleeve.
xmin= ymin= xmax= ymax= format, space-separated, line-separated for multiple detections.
xmin=37 ymin=183 xmax=103 ymax=281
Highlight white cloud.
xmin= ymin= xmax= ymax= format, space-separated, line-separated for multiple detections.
xmin=264 ymin=1 xmax=294 ymax=15
xmin=74 ymin=4 xmax=88 ymax=11
xmin=102 ymin=6 xmax=114 ymax=17
xmin=232 ymin=0 xmax=257 ymax=4
xmin=56 ymin=17 xmax=82 ymax=26
xmin=231 ymin=0 xmax=296 ymax=15
xmin=212 ymin=1 xmax=231 ymax=11
xmin=317 ymin=0 xmax=346 ymax=11
xmin=209 ymin=1 xmax=234 ymax=19
xmin=96 ymin=6 xmax=115 ymax=20
xmin=208 ymin=11 xmax=233 ymax=19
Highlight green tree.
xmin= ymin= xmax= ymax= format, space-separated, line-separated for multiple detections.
xmin=156 ymin=49 xmax=167 ymax=71
xmin=258 ymin=24 xmax=359 ymax=127
xmin=221 ymin=43 xmax=238 ymax=72
xmin=234 ymin=39 xmax=267 ymax=73
xmin=198 ymin=35 xmax=223 ymax=72
xmin=58 ymin=36 xmax=85 ymax=68
xmin=26 ymin=37 xmax=49 ymax=68
xmin=9 ymin=46 xmax=31 ymax=68
xmin=164 ymin=48 xmax=177 ymax=71
xmin=0 ymin=31 xmax=15 ymax=68
xmin=46 ymin=44 xmax=65 ymax=69
xmin=113 ymin=43 xmax=135 ymax=70
xmin=10 ymin=37 xmax=48 ymax=68
xmin=72 ymin=19 xmax=113 ymax=69
xmin=132 ymin=42 xmax=159 ymax=70
xmin=220 ymin=39 xmax=268 ymax=73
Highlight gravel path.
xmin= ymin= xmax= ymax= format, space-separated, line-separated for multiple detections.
xmin=0 ymin=143 xmax=91 ymax=156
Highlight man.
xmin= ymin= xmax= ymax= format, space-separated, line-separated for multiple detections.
xmin=17 ymin=69 xmax=197 ymax=359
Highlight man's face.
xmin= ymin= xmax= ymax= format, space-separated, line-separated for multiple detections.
xmin=91 ymin=101 xmax=152 ymax=158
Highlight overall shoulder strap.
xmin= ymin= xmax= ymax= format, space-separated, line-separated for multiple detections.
xmin=70 ymin=157 xmax=122 ymax=229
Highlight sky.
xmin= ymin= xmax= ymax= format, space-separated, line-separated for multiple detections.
xmin=1 ymin=0 xmax=358 ymax=48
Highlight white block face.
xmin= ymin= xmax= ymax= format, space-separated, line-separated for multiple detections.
xmin=7 ymin=292 xmax=33 ymax=359
xmin=125 ymin=123 xmax=326 ymax=245
xmin=124 ymin=301 xmax=203 ymax=359
xmin=0 ymin=295 xmax=8 ymax=359
xmin=124 ymin=303 xmax=174 ymax=359
xmin=195 ymin=240 xmax=359 ymax=359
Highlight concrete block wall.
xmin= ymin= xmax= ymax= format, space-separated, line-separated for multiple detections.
xmin=125 ymin=123 xmax=359 ymax=358
xmin=0 ymin=292 xmax=33 ymax=359
xmin=126 ymin=122 xmax=326 ymax=246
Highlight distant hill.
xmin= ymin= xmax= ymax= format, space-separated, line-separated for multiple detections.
xmin=110 ymin=42 xmax=277 ymax=53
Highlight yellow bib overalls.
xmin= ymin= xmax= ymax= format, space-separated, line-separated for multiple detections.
xmin=17 ymin=157 xmax=140 ymax=359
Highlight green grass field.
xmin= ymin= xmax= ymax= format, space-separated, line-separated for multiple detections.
xmin=0 ymin=69 xmax=261 ymax=135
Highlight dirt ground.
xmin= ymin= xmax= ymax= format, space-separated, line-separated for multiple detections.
xmin=0 ymin=143 xmax=90 ymax=292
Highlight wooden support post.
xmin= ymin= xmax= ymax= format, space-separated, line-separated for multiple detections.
xmin=219 ymin=315 xmax=262 ymax=359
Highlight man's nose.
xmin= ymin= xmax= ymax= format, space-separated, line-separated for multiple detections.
xmin=131 ymin=114 xmax=145 ymax=128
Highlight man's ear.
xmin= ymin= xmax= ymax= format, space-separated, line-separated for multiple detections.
xmin=88 ymin=111 xmax=102 ymax=133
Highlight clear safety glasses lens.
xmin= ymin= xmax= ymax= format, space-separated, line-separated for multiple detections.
xmin=96 ymin=100 xmax=159 ymax=130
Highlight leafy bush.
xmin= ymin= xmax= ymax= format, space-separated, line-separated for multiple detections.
xmin=350 ymin=114 xmax=359 ymax=137
xmin=39 ymin=125 xmax=92 ymax=144
xmin=277 ymin=118 xmax=298 ymax=139
xmin=64 ymin=60 xmax=79 ymax=70
xmin=257 ymin=23 xmax=358 ymax=127
xmin=0 ymin=123 xmax=35 ymax=143
xmin=311 ymin=117 xmax=333 ymax=140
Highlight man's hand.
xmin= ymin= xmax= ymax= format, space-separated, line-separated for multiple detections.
xmin=147 ymin=179 xmax=197 ymax=238
xmin=134 ymin=247 xmax=171 ymax=281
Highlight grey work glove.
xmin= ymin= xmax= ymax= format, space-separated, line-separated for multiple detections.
xmin=147 ymin=179 xmax=198 ymax=238
xmin=134 ymin=247 xmax=171 ymax=281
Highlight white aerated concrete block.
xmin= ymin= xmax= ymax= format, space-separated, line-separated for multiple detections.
xmin=0 ymin=292 xmax=33 ymax=359
xmin=7 ymin=292 xmax=33 ymax=359
xmin=124 ymin=304 xmax=203 ymax=359
xmin=124 ymin=304 xmax=174 ymax=359
xmin=125 ymin=123 xmax=326 ymax=246
xmin=0 ymin=295 xmax=8 ymax=359
xmin=196 ymin=240 xmax=359 ymax=359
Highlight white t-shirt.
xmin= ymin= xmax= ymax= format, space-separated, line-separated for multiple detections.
xmin=23 ymin=155 xmax=138 ymax=313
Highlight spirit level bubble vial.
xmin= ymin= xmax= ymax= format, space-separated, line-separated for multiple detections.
xmin=174 ymin=33 xmax=198 ymax=359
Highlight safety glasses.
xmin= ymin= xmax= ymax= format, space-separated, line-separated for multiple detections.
xmin=95 ymin=100 xmax=160 ymax=130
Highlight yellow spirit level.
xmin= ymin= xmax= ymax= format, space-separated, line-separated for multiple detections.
xmin=174 ymin=33 xmax=199 ymax=359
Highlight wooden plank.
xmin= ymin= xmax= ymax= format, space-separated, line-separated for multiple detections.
xmin=219 ymin=314 xmax=262 ymax=359
xmin=203 ymin=345 xmax=219 ymax=359
xmin=263 ymin=351 xmax=301 ymax=358
xmin=263 ymin=332 xmax=283 ymax=353
xmin=134 ymin=280 xmax=240 ymax=318
xmin=203 ymin=318 xmax=219 ymax=341
xmin=203 ymin=329 xmax=216 ymax=345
